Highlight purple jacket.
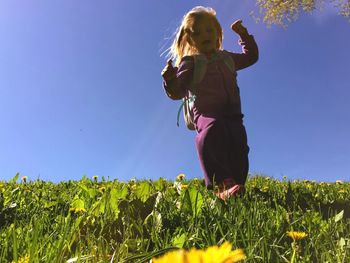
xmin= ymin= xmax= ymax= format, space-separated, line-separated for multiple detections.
xmin=164 ymin=33 xmax=259 ymax=122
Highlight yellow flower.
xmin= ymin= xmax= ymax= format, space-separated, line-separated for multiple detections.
xmin=129 ymin=178 xmax=136 ymax=185
xmin=153 ymin=242 xmax=245 ymax=263
xmin=177 ymin=173 xmax=185 ymax=181
xmin=202 ymin=242 xmax=245 ymax=263
xmin=287 ymin=231 xmax=308 ymax=241
xmin=69 ymin=207 xmax=86 ymax=214
xmin=336 ymin=180 xmax=344 ymax=185
xmin=338 ymin=189 xmax=346 ymax=193
xmin=99 ymin=186 xmax=106 ymax=193
xmin=261 ymin=186 xmax=269 ymax=193
xmin=12 ymin=255 xmax=29 ymax=263
xmin=181 ymin=184 xmax=188 ymax=190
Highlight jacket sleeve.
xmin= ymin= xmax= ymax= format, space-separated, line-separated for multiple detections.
xmin=162 ymin=57 xmax=194 ymax=100
xmin=230 ymin=33 xmax=259 ymax=71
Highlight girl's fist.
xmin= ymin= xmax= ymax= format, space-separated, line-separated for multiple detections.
xmin=231 ymin=20 xmax=248 ymax=36
xmin=161 ymin=59 xmax=178 ymax=82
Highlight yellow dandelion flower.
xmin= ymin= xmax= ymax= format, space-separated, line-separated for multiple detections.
xmin=22 ymin=176 xmax=28 ymax=183
xmin=261 ymin=186 xmax=269 ymax=192
xmin=227 ymin=249 xmax=246 ymax=262
xmin=336 ymin=180 xmax=343 ymax=184
xmin=177 ymin=173 xmax=185 ymax=181
xmin=12 ymin=255 xmax=30 ymax=263
xmin=153 ymin=249 xmax=185 ymax=263
xmin=69 ymin=207 xmax=86 ymax=214
xmin=203 ymin=242 xmax=245 ymax=263
xmin=181 ymin=184 xmax=188 ymax=190
xmin=153 ymin=242 xmax=245 ymax=263
xmin=185 ymin=248 xmax=202 ymax=263
xmin=287 ymin=231 xmax=308 ymax=241
xmin=99 ymin=186 xmax=106 ymax=193
xmin=338 ymin=189 xmax=346 ymax=193
xmin=129 ymin=178 xmax=136 ymax=185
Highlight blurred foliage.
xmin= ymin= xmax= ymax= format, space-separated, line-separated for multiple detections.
xmin=251 ymin=0 xmax=350 ymax=26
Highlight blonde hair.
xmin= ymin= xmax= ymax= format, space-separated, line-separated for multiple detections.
xmin=169 ymin=6 xmax=223 ymax=66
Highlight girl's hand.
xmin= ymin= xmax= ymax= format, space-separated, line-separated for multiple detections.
xmin=161 ymin=59 xmax=178 ymax=82
xmin=231 ymin=20 xmax=248 ymax=36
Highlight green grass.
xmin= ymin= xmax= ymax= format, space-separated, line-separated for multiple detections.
xmin=0 ymin=174 xmax=349 ymax=262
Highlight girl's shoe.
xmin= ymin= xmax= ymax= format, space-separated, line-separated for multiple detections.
xmin=216 ymin=184 xmax=245 ymax=200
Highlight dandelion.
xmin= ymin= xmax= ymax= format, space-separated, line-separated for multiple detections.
xmin=287 ymin=231 xmax=307 ymax=263
xmin=336 ymin=180 xmax=344 ymax=184
xmin=22 ymin=176 xmax=28 ymax=183
xmin=92 ymin=175 xmax=98 ymax=182
xmin=129 ymin=178 xmax=136 ymax=185
xmin=338 ymin=189 xmax=346 ymax=193
xmin=12 ymin=255 xmax=29 ymax=263
xmin=177 ymin=173 xmax=185 ymax=181
xmin=152 ymin=241 xmax=245 ymax=263
xmin=69 ymin=207 xmax=87 ymax=214
xmin=261 ymin=186 xmax=269 ymax=193
xmin=202 ymin=242 xmax=245 ymax=263
xmin=287 ymin=231 xmax=308 ymax=241
xmin=99 ymin=186 xmax=106 ymax=193
xmin=181 ymin=184 xmax=188 ymax=190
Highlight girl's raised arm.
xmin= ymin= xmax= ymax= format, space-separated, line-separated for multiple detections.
xmin=230 ymin=20 xmax=259 ymax=71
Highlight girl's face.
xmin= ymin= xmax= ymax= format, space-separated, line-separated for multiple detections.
xmin=189 ymin=16 xmax=219 ymax=55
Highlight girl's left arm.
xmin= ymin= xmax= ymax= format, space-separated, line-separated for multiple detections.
xmin=162 ymin=57 xmax=194 ymax=100
xmin=230 ymin=32 xmax=259 ymax=71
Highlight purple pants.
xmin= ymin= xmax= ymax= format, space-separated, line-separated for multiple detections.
xmin=195 ymin=114 xmax=249 ymax=189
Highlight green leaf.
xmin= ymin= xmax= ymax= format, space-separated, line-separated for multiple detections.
xmin=334 ymin=210 xmax=344 ymax=223
xmin=79 ymin=183 xmax=98 ymax=199
xmin=71 ymin=197 xmax=85 ymax=210
xmin=172 ymin=233 xmax=186 ymax=248
xmin=9 ymin=173 xmax=19 ymax=184
xmin=135 ymin=181 xmax=151 ymax=203
xmin=181 ymin=187 xmax=203 ymax=218
xmin=339 ymin=237 xmax=346 ymax=249
xmin=110 ymin=189 xmax=120 ymax=219
xmin=190 ymin=187 xmax=203 ymax=217
xmin=116 ymin=184 xmax=128 ymax=199
xmin=44 ymin=201 xmax=58 ymax=208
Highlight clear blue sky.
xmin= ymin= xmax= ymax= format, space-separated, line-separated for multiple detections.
xmin=1 ymin=0 xmax=349 ymax=183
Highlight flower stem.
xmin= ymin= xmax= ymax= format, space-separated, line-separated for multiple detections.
xmin=290 ymin=242 xmax=297 ymax=263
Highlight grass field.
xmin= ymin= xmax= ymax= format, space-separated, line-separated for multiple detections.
xmin=1 ymin=174 xmax=349 ymax=262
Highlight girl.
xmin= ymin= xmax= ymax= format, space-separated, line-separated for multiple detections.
xmin=161 ymin=6 xmax=258 ymax=199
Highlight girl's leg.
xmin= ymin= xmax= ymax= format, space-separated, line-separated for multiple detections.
xmin=195 ymin=115 xmax=233 ymax=189
xmin=227 ymin=122 xmax=250 ymax=185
